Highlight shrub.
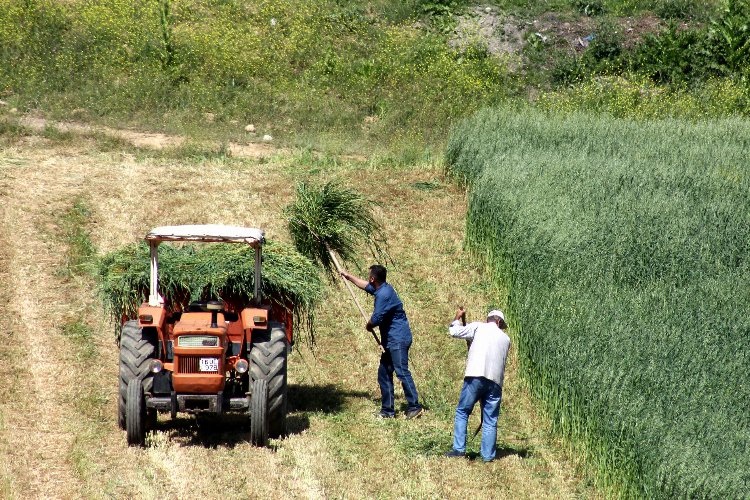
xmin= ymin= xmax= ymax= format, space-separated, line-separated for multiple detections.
xmin=705 ymin=0 xmax=750 ymax=75
xmin=573 ymin=0 xmax=606 ymax=16
xmin=631 ymin=23 xmax=705 ymax=83
xmin=446 ymin=107 xmax=750 ymax=497
xmin=538 ymin=74 xmax=750 ymax=118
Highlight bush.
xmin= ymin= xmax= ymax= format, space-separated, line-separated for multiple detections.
xmin=446 ymin=107 xmax=750 ymax=498
xmin=655 ymin=0 xmax=710 ymax=20
xmin=572 ymin=0 xmax=606 ymax=16
xmin=629 ymin=0 xmax=750 ymax=83
xmin=706 ymin=0 xmax=750 ymax=75
xmin=631 ymin=23 xmax=705 ymax=83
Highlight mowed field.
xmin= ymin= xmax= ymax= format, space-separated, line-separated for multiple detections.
xmin=0 ymin=118 xmax=595 ymax=499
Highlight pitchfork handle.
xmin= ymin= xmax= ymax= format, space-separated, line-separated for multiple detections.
xmin=327 ymin=246 xmax=384 ymax=352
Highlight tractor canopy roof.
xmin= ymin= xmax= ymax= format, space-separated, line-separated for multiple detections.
xmin=145 ymin=225 xmax=265 ymax=247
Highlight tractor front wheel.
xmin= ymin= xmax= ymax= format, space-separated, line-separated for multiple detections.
xmin=118 ymin=321 xmax=157 ymax=430
xmin=126 ymin=379 xmax=146 ymax=446
xmin=249 ymin=378 xmax=269 ymax=447
xmin=249 ymin=323 xmax=288 ymax=438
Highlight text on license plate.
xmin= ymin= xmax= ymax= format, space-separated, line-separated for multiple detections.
xmin=199 ymin=358 xmax=219 ymax=372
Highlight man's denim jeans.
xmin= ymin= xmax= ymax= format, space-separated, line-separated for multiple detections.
xmin=378 ymin=341 xmax=420 ymax=416
xmin=452 ymin=376 xmax=502 ymax=461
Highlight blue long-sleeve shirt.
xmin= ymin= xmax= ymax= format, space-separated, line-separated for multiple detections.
xmin=365 ymin=282 xmax=412 ymax=348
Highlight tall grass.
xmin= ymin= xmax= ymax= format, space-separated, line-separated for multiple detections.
xmin=446 ymin=108 xmax=750 ymax=497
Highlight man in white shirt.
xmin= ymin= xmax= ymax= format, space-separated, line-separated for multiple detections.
xmin=444 ymin=307 xmax=511 ymax=462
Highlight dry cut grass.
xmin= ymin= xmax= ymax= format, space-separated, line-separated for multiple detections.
xmin=0 ymin=117 xmax=597 ymax=499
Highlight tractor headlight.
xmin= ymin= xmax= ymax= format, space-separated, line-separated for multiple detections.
xmin=235 ymin=359 xmax=249 ymax=374
xmin=150 ymin=359 xmax=164 ymax=374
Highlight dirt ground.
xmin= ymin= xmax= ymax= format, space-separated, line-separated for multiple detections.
xmin=449 ymin=7 xmax=668 ymax=61
xmin=0 ymin=117 xmax=597 ymax=499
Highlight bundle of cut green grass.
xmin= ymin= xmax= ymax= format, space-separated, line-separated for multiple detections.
xmin=447 ymin=108 xmax=750 ymax=498
xmin=286 ymin=181 xmax=389 ymax=276
xmin=97 ymin=240 xmax=323 ymax=344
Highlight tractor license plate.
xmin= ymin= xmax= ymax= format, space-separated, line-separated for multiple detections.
xmin=199 ymin=358 xmax=219 ymax=372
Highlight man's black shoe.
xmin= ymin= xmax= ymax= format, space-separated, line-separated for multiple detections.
xmin=405 ymin=407 xmax=425 ymax=420
xmin=444 ymin=450 xmax=466 ymax=458
xmin=375 ymin=411 xmax=395 ymax=419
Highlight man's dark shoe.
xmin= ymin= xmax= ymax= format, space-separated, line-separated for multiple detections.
xmin=444 ymin=450 xmax=466 ymax=458
xmin=405 ymin=407 xmax=425 ymax=420
xmin=375 ymin=411 xmax=395 ymax=419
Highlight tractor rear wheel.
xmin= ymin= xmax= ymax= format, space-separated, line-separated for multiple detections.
xmin=118 ymin=321 xmax=157 ymax=430
xmin=126 ymin=378 xmax=146 ymax=446
xmin=249 ymin=378 xmax=269 ymax=446
xmin=249 ymin=322 xmax=288 ymax=438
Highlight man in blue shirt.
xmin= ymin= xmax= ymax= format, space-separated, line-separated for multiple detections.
xmin=341 ymin=265 xmax=424 ymax=419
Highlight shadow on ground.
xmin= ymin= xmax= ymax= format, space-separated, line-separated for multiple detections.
xmin=148 ymin=383 xmax=370 ymax=449
xmin=466 ymin=443 xmax=532 ymax=461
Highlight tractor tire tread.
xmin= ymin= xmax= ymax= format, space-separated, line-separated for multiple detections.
xmin=249 ymin=322 xmax=288 ymax=437
xmin=118 ymin=320 xmax=156 ymax=430
xmin=126 ymin=378 xmax=146 ymax=446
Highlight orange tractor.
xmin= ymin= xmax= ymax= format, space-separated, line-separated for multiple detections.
xmin=118 ymin=225 xmax=290 ymax=446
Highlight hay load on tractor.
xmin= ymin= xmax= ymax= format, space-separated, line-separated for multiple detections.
xmin=98 ymin=225 xmax=323 ymax=446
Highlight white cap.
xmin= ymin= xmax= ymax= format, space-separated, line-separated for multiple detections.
xmin=487 ymin=309 xmax=505 ymax=321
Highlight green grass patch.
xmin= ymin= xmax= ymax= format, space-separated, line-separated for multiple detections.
xmin=60 ymin=320 xmax=96 ymax=360
xmin=446 ymin=107 xmax=750 ymax=498
xmin=57 ymin=197 xmax=96 ymax=277
xmin=0 ymin=120 xmax=31 ymax=142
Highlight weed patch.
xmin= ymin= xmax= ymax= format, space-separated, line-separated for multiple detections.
xmin=57 ymin=197 xmax=96 ymax=277
xmin=60 ymin=320 xmax=96 ymax=360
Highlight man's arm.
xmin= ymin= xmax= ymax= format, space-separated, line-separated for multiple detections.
xmin=448 ymin=307 xmax=477 ymax=339
xmin=340 ymin=270 xmax=369 ymax=291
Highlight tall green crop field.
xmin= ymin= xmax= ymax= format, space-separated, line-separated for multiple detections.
xmin=447 ymin=109 xmax=750 ymax=498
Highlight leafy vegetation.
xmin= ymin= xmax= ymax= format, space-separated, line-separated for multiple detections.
xmin=96 ymin=241 xmax=323 ymax=343
xmin=0 ymin=0 xmax=511 ymax=148
xmin=2 ymin=0 xmax=750 ymax=145
xmin=446 ymin=107 xmax=750 ymax=497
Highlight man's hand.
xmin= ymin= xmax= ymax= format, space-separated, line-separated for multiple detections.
xmin=454 ymin=306 xmax=466 ymax=322
xmin=366 ymin=320 xmax=375 ymax=332
xmin=340 ymin=270 xmax=369 ymax=290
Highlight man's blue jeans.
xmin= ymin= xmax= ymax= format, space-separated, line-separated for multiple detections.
xmin=452 ymin=376 xmax=502 ymax=461
xmin=378 ymin=341 xmax=420 ymax=416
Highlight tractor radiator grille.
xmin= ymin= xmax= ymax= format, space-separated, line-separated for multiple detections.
xmin=178 ymin=356 xmax=220 ymax=374
xmin=177 ymin=335 xmax=219 ymax=348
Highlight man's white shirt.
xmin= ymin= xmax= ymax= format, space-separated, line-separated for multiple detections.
xmin=449 ymin=320 xmax=511 ymax=386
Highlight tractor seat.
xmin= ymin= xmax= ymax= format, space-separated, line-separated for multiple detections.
xmin=186 ymin=299 xmax=225 ymax=312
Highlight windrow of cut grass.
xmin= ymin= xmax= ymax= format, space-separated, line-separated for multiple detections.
xmin=446 ymin=108 xmax=750 ymax=498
